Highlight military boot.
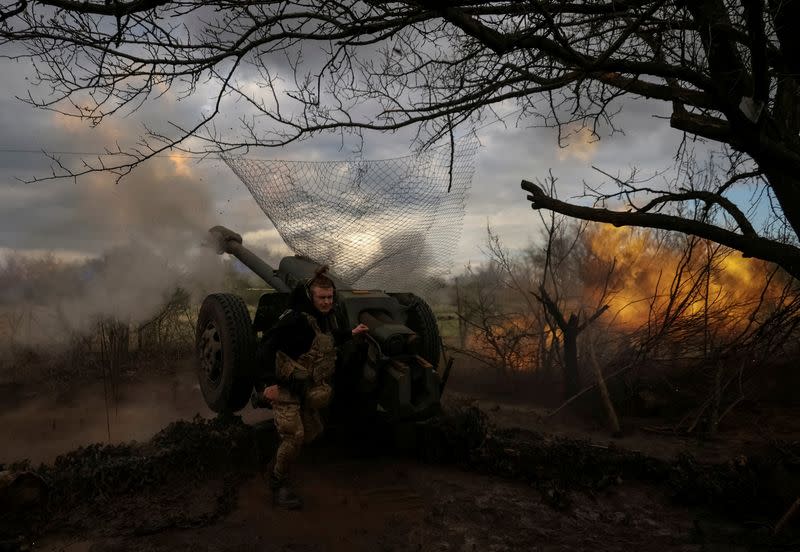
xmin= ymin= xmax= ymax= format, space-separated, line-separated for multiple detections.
xmin=269 ymin=472 xmax=303 ymax=510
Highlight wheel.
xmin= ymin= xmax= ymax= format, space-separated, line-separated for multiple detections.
xmin=391 ymin=293 xmax=442 ymax=368
xmin=195 ymin=293 xmax=255 ymax=413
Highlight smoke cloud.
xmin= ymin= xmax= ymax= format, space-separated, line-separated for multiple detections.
xmin=0 ymin=155 xmax=242 ymax=345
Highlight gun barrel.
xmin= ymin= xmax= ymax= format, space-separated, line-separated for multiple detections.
xmin=208 ymin=225 xmax=291 ymax=292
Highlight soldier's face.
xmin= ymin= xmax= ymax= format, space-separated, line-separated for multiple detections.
xmin=311 ymin=286 xmax=335 ymax=314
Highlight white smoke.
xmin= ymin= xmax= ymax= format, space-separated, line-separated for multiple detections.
xmin=0 ymin=157 xmax=257 ymax=346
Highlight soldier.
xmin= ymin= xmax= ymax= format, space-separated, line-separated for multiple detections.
xmin=259 ymin=265 xmax=368 ymax=509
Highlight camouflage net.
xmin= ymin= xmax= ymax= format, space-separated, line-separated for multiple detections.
xmin=224 ymin=136 xmax=479 ymax=295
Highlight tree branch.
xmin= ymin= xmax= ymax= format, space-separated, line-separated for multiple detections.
xmin=531 ymin=285 xmax=568 ymax=330
xmin=578 ymin=304 xmax=610 ymax=332
xmin=636 ymin=190 xmax=757 ymax=236
xmin=521 ymin=180 xmax=800 ymax=280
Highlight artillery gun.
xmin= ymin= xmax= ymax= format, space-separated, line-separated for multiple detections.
xmin=195 ymin=225 xmax=446 ymax=422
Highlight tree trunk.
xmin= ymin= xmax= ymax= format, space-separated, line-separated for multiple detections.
xmin=708 ymin=361 xmax=723 ymax=436
xmin=455 ymin=278 xmax=467 ymax=349
xmin=589 ymin=340 xmax=622 ymax=437
xmin=761 ymin=168 xmax=800 ymax=242
xmin=562 ymin=315 xmax=580 ymax=399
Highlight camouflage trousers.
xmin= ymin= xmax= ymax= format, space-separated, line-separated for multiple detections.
xmin=272 ymin=396 xmax=324 ymax=480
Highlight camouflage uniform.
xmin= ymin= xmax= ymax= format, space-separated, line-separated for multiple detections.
xmin=271 ymin=312 xmax=336 ymax=480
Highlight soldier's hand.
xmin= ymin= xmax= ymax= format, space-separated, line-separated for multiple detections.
xmin=251 ymin=387 xmax=273 ymax=409
xmin=263 ymin=385 xmax=280 ymax=402
xmin=352 ymin=323 xmax=369 ymax=336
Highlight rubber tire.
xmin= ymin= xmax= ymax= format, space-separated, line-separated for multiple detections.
xmin=195 ymin=293 xmax=255 ymax=413
xmin=392 ymin=293 xmax=442 ymax=368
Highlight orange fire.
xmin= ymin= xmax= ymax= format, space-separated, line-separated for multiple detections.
xmin=582 ymin=225 xmax=789 ymax=330
xmin=465 ymin=313 xmax=539 ymax=372
xmin=460 ymin=225 xmax=796 ymax=373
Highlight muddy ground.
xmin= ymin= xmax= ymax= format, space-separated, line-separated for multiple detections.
xmin=3 ymin=360 xmax=800 ymax=551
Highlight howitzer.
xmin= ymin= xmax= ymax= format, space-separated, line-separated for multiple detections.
xmin=196 ymin=225 xmax=444 ymax=420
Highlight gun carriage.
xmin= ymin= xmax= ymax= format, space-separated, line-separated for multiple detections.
xmin=195 ymin=225 xmax=445 ymax=421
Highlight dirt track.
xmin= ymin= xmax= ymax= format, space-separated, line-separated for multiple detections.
xmin=32 ymin=442 xmax=714 ymax=552
xmin=3 ymin=363 xmax=800 ymax=551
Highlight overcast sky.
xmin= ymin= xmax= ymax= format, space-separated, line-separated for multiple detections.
xmin=0 ymin=52 xmax=682 ymax=276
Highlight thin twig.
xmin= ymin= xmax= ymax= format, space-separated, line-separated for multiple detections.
xmin=546 ymin=362 xmax=633 ymax=418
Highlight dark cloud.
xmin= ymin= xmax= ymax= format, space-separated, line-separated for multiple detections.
xmin=0 ymin=52 xmax=688 ymax=273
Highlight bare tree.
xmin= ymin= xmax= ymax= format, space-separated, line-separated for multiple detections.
xmin=525 ymin=180 xmax=613 ymax=399
xmin=136 ymin=286 xmax=194 ymax=359
xmin=533 ymin=285 xmax=609 ymax=399
xmin=456 ymin=209 xmax=800 ymax=431
xmin=2 ymin=1 xmax=800 ymax=276
xmin=464 ymin=216 xmax=614 ymax=399
xmin=456 ymin=259 xmax=540 ymax=376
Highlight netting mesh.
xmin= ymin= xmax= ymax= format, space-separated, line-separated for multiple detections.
xmin=223 ymin=136 xmax=479 ymax=297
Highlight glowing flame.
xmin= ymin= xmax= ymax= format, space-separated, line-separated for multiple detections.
xmin=460 ymin=225 xmax=795 ymax=374
xmin=582 ymin=225 xmax=783 ymax=330
xmin=465 ymin=313 xmax=538 ymax=372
